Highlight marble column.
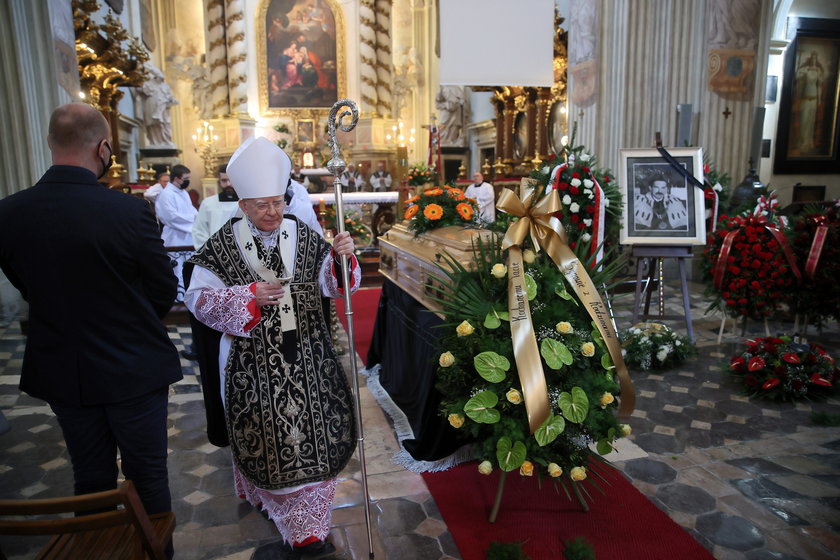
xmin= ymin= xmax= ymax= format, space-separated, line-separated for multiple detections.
xmin=204 ymin=0 xmax=230 ymax=118
xmin=359 ymin=0 xmax=379 ymax=114
xmin=224 ymin=0 xmax=248 ymax=116
xmin=374 ymin=0 xmax=393 ymax=118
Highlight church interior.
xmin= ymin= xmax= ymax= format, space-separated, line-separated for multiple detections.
xmin=1 ymin=0 xmax=840 ymax=559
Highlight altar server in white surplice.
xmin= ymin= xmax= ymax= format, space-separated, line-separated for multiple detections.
xmin=185 ymin=137 xmax=359 ymax=558
xmin=465 ymin=171 xmax=496 ymax=224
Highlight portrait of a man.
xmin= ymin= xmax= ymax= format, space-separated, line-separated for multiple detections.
xmin=632 ymin=170 xmax=689 ymax=232
xmin=265 ymin=0 xmax=339 ymax=108
xmin=619 ymin=149 xmax=707 ymax=246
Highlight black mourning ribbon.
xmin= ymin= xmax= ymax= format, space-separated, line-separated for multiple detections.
xmin=655 ymin=145 xmax=706 ymax=192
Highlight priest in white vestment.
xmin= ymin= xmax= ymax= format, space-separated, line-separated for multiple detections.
xmin=185 ymin=137 xmax=360 ymax=557
xmin=465 ymin=171 xmax=496 ymax=224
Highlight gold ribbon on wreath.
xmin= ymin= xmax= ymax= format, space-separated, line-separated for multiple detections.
xmin=497 ymin=179 xmax=635 ymax=434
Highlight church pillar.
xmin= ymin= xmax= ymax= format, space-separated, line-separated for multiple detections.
xmin=526 ymin=90 xmax=537 ymax=161
xmin=374 ymin=0 xmax=393 ymax=118
xmin=359 ymin=0 xmax=379 ymax=115
xmin=535 ymin=89 xmax=552 ymax=158
xmin=224 ymin=0 xmax=248 ymax=117
xmin=1 ymin=0 xmax=61 ymax=196
xmin=204 ymin=0 xmax=230 ymax=118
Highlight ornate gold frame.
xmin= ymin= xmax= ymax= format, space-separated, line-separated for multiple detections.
xmin=256 ymin=0 xmax=347 ymax=118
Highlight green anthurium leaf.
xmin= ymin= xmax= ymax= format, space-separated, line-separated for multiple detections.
xmin=540 ymin=339 xmax=574 ymax=370
xmin=484 ymin=311 xmax=501 ymax=329
xmin=596 ymin=439 xmax=613 ymax=455
xmin=463 ymin=391 xmax=501 ymax=423
xmin=601 ymin=353 xmax=614 ymax=370
xmin=554 ymin=284 xmax=576 ymax=303
xmin=525 ymin=274 xmax=537 ymax=301
xmin=607 ymin=427 xmax=616 ymax=440
xmin=496 ymin=437 xmax=527 ymax=472
xmin=557 ymin=386 xmax=589 ymax=423
xmin=534 ymin=413 xmax=566 ymax=446
xmin=474 ymin=352 xmax=510 ymax=383
xmin=498 ymin=311 xmax=510 ymax=321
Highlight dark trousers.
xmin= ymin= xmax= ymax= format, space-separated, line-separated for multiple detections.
xmin=49 ymin=387 xmax=171 ymax=515
xmin=183 ymin=261 xmax=229 ymax=447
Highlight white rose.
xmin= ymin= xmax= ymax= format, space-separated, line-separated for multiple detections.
xmin=478 ymin=461 xmax=493 ymax=475
xmin=587 ymin=191 xmax=595 ymax=199
xmin=580 ymin=153 xmax=591 ymax=162
xmin=583 ymin=218 xmax=592 ymax=226
xmin=491 ymin=263 xmax=507 ymax=278
xmin=656 ymin=348 xmax=668 ymax=363
xmin=541 ymin=166 xmax=550 ymax=176
xmin=581 ymin=233 xmax=591 ymax=242
xmin=583 ymin=179 xmax=594 ymax=188
xmin=570 ymin=202 xmax=580 ymax=213
xmin=562 ymin=194 xmax=572 ymax=206
xmin=570 ymin=178 xmax=582 ymax=187
xmin=605 ymin=199 xmax=610 ymax=207
xmin=675 ymin=340 xmax=682 ymax=346
xmin=713 ymin=182 xmax=723 ymax=192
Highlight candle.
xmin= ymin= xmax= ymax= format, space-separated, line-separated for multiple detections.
xmin=319 ymin=198 xmax=326 ymax=213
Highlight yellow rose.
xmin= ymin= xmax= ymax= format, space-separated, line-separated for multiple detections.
xmin=621 ymin=423 xmax=632 ymax=437
xmin=547 ymin=463 xmax=563 ymax=477
xmin=581 ymin=342 xmax=595 ymax=357
xmin=439 ymin=351 xmax=455 ymax=367
xmin=506 ymin=388 xmax=522 ymax=404
xmin=599 ymin=392 xmax=615 ymax=408
xmin=491 ymin=263 xmax=507 ymax=278
xmin=456 ymin=320 xmax=474 ymax=337
xmin=478 ymin=460 xmax=493 ymax=475
xmin=448 ymin=413 xmax=465 ymax=428
xmin=556 ymin=322 xmax=573 ymax=334
xmin=570 ymin=466 xmax=587 ymax=481
xmin=519 ymin=460 xmax=534 ymax=476
xmin=522 ymin=249 xmax=536 ymax=263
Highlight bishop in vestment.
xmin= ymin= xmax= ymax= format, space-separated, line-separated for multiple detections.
xmin=185 ymin=137 xmax=360 ymax=555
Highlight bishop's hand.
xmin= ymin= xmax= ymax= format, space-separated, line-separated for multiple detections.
xmin=255 ymin=281 xmax=285 ymax=306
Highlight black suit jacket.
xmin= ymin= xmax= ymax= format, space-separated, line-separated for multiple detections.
xmin=0 ymin=165 xmax=182 ymax=406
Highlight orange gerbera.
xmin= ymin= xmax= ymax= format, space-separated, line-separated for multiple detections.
xmin=456 ymin=202 xmax=474 ymax=220
xmin=406 ymin=195 xmax=419 ymax=203
xmin=424 ymin=187 xmax=444 ymax=196
xmin=423 ymin=203 xmax=444 ymax=220
xmin=404 ymin=205 xmax=419 ymax=219
xmin=449 ymin=188 xmax=464 ymax=197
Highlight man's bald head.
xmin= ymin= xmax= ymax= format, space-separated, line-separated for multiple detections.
xmin=47 ymin=103 xmax=113 ymax=175
xmin=48 ymin=103 xmax=110 ymax=151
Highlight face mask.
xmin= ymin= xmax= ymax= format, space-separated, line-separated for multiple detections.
xmin=98 ymin=142 xmax=113 ymax=180
xmin=180 ymin=179 xmax=190 ymax=189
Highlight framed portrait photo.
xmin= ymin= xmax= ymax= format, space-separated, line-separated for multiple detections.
xmin=619 ymin=147 xmax=706 ymax=246
xmin=774 ymin=18 xmax=840 ymax=174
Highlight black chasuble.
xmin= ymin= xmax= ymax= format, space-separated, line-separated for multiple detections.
xmin=189 ymin=217 xmax=356 ymax=489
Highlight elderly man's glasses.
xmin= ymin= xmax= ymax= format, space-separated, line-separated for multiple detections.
xmin=251 ymin=200 xmax=285 ymax=213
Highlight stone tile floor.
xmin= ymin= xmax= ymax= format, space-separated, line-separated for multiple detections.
xmin=1 ymin=282 xmax=839 ymax=559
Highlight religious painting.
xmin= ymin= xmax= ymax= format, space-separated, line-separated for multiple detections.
xmin=619 ymin=148 xmax=706 ymax=246
xmin=296 ymin=118 xmax=315 ymax=145
xmin=547 ymin=100 xmax=567 ymax=155
xmin=774 ymin=18 xmax=840 ymax=174
xmin=261 ymin=0 xmax=343 ymax=111
xmin=513 ymin=112 xmax=528 ymax=159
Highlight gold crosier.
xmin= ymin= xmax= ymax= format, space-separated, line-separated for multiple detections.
xmin=497 ymin=179 xmax=635 ymax=434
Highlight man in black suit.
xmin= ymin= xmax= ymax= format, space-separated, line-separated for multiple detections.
xmin=0 ymin=103 xmax=182 ymax=528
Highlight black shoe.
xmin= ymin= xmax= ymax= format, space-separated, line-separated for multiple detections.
xmin=180 ymin=348 xmax=198 ymax=360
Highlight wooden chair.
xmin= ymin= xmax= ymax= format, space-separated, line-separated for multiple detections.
xmin=0 ymin=480 xmax=175 ymax=560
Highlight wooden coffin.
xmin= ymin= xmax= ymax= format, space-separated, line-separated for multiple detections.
xmin=378 ymin=223 xmax=497 ymax=313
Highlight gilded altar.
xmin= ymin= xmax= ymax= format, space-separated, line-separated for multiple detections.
xmin=378 ymin=223 xmax=497 ymax=313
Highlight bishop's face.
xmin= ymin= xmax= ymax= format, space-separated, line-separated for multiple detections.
xmin=240 ymin=196 xmax=286 ymax=232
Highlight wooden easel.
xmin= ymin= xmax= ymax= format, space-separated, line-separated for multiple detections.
xmin=631 ymin=245 xmax=695 ymax=343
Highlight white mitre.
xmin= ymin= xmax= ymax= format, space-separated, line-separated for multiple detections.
xmin=227 ymin=136 xmax=291 ymax=199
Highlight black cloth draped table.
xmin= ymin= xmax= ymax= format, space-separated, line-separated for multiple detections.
xmin=366 ymin=279 xmax=465 ymax=462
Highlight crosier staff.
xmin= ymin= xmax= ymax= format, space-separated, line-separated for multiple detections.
xmin=326 ymin=99 xmax=375 ymax=559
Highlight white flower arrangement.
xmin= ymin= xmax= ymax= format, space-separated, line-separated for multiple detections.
xmin=620 ymin=323 xmax=696 ymax=371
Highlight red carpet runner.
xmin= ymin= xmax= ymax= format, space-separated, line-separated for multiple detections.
xmin=334 ymin=287 xmax=380 ymax=364
xmin=422 ymin=461 xmax=714 ymax=560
